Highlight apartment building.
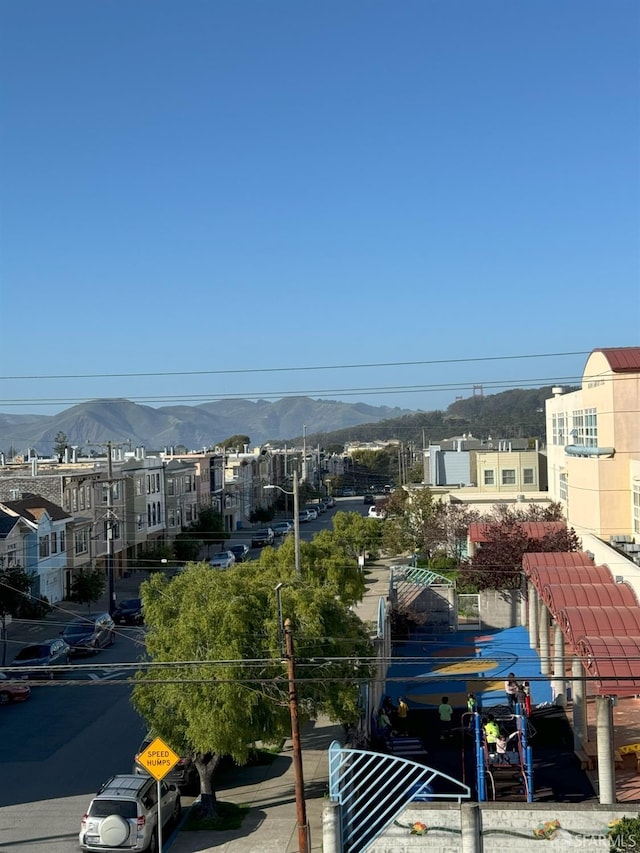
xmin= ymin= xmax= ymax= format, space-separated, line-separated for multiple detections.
xmin=545 ymin=346 xmax=640 ymax=540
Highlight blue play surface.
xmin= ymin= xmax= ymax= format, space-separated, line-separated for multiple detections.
xmin=385 ymin=626 xmax=552 ymax=711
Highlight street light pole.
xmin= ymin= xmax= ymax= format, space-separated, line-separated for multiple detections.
xmin=292 ymin=470 xmax=301 ymax=577
xmin=265 ymin=473 xmax=301 ymax=577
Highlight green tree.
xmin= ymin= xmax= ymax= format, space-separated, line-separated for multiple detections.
xmin=0 ymin=563 xmax=34 ymax=665
xmin=132 ymin=563 xmax=372 ymax=817
xmin=136 ymin=543 xmax=175 ymax=571
xmin=187 ymin=508 xmax=225 ymax=557
xmin=68 ymin=567 xmax=105 ymax=611
xmin=173 ymin=532 xmax=202 ymax=563
xmin=220 ymin=435 xmax=251 ymax=451
xmin=53 ymin=431 xmax=69 ymax=461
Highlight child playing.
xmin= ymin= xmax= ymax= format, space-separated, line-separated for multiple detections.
xmin=438 ymin=696 xmax=454 ymax=740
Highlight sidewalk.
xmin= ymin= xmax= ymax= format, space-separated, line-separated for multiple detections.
xmin=168 ymin=716 xmax=344 ymax=853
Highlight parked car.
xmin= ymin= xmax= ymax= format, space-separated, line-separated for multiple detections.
xmin=316 ymin=501 xmax=327 ymax=513
xmin=79 ymin=773 xmax=181 ymax=852
xmin=272 ymin=521 xmax=293 ymax=537
xmin=112 ymin=598 xmax=143 ymax=626
xmin=305 ymin=507 xmax=318 ymax=520
xmin=209 ymin=550 xmax=236 ymax=569
xmin=134 ymin=733 xmax=198 ymax=791
xmin=229 ymin=544 xmax=250 ymax=563
xmin=343 ymin=489 xmax=356 ymax=497
xmin=62 ymin=613 xmax=115 ymax=656
xmin=0 ymin=672 xmax=31 ymax=705
xmin=324 ymin=496 xmax=336 ymax=508
xmin=251 ymin=528 xmax=275 ymax=547
xmin=298 ymin=510 xmax=311 ymax=523
xmin=9 ymin=638 xmax=71 ymax=679
xmin=363 ymin=494 xmax=375 ymax=505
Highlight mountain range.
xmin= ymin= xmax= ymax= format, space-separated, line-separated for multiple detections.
xmin=0 ymin=397 xmax=415 ymax=456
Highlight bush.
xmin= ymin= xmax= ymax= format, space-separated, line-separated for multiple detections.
xmin=17 ymin=595 xmax=52 ymax=620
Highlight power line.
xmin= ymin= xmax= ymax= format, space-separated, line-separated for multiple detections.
xmin=0 ymin=350 xmax=591 ymax=383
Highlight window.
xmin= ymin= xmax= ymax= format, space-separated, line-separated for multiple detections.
xmin=86 ymin=485 xmax=92 ymax=508
xmin=75 ymin=528 xmax=89 ymax=555
xmin=7 ymin=544 xmax=17 ymax=567
xmin=572 ymin=410 xmax=584 ymax=444
xmin=146 ymin=475 xmax=152 ymax=495
xmin=39 ymin=535 xmax=50 ymax=558
xmin=50 ymin=531 xmax=58 ymax=554
xmin=156 ymin=502 xmax=161 ymax=525
xmin=60 ymin=530 xmax=66 ymax=553
xmin=147 ymin=505 xmax=152 ymax=527
xmin=483 ymin=469 xmax=495 ymax=486
xmin=155 ymin=473 xmax=160 ymax=492
xmin=137 ymin=513 xmax=144 ymax=530
xmin=167 ymin=509 xmax=176 ymax=527
xmin=167 ymin=478 xmax=175 ymax=497
xmin=72 ymin=491 xmax=78 ymax=512
xmin=552 ymin=413 xmax=566 ymax=446
xmin=136 ymin=477 xmax=143 ymax=496
xmin=104 ymin=521 xmax=120 ymax=541
xmin=501 ymin=469 xmax=516 ymax=485
xmin=102 ymin=484 xmax=109 ymax=504
xmin=584 ymin=408 xmax=598 ymax=447
xmin=112 ymin=481 xmax=120 ymax=501
xmin=559 ymin=472 xmax=568 ymax=502
xmin=523 ymin=468 xmax=535 ymax=485
xmin=78 ymin=489 xmax=85 ymax=510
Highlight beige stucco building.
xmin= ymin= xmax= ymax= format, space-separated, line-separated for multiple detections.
xmin=545 ymin=347 xmax=640 ymax=540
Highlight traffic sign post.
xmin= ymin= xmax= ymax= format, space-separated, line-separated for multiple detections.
xmin=135 ymin=737 xmax=181 ymax=851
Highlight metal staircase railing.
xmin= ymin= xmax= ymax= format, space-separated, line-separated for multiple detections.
xmin=329 ymin=741 xmax=470 ymax=853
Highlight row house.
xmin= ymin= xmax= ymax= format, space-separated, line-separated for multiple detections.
xmin=0 ymin=495 xmax=71 ymax=604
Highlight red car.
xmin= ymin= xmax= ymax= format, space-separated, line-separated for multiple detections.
xmin=0 ymin=672 xmax=31 ymax=705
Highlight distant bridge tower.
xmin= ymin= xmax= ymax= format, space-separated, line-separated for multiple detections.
xmin=473 ymin=384 xmax=484 ymax=397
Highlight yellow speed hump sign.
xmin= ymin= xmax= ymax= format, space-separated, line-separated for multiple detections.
xmin=136 ymin=736 xmax=181 ymax=781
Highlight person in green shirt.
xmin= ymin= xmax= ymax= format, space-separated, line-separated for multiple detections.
xmin=438 ymin=696 xmax=454 ymax=740
xmin=483 ymin=715 xmax=500 ymax=753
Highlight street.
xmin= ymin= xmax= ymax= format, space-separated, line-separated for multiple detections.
xmin=0 ymin=628 xmax=148 ymax=851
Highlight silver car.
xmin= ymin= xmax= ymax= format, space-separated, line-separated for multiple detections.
xmin=79 ymin=774 xmax=181 ymax=852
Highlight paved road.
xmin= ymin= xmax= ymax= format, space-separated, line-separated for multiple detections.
xmin=0 ymin=628 xmax=148 ymax=851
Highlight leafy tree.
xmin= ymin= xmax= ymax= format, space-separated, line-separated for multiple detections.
xmin=68 ymin=567 xmax=105 ymax=611
xmin=173 ymin=532 xmax=202 ymax=563
xmin=249 ymin=507 xmax=275 ymax=524
xmin=459 ymin=509 xmax=581 ymax=592
xmin=0 ymin=563 xmax=34 ymax=664
xmin=220 ymin=435 xmax=251 ymax=451
xmin=136 ymin=543 xmax=175 ymax=570
xmin=53 ymin=431 xmax=69 ymax=461
xmin=186 ymin=508 xmax=225 ymax=556
xmin=132 ymin=562 xmax=373 ymax=818
xmin=255 ymin=523 xmax=366 ymax=607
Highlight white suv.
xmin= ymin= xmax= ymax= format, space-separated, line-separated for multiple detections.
xmin=79 ymin=774 xmax=181 ymax=851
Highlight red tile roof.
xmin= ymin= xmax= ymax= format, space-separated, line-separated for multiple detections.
xmin=469 ymin=521 xmax=566 ymax=543
xmin=594 ymin=347 xmax=640 ymax=372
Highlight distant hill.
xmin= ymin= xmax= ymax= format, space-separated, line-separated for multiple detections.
xmin=305 ymin=386 xmax=576 ymax=448
xmin=0 ymin=386 xmax=571 ymax=458
xmin=0 ymin=397 xmax=414 ymax=457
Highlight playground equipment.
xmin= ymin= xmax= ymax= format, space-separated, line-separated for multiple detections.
xmin=464 ymin=704 xmax=534 ymax=802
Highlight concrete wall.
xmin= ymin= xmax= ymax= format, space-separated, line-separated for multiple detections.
xmin=479 ymin=588 xmax=526 ymax=629
xmin=364 ymin=802 xmax=634 ymax=851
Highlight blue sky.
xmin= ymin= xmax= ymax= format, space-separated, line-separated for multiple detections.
xmin=1 ymin=1 xmax=638 ymax=415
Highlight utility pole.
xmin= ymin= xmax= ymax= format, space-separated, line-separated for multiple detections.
xmin=284 ymin=618 xmax=309 ymax=853
xmin=106 ymin=441 xmax=116 ymax=616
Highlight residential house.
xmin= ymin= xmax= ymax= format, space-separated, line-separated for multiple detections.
xmin=0 ymin=495 xmax=71 ymax=603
